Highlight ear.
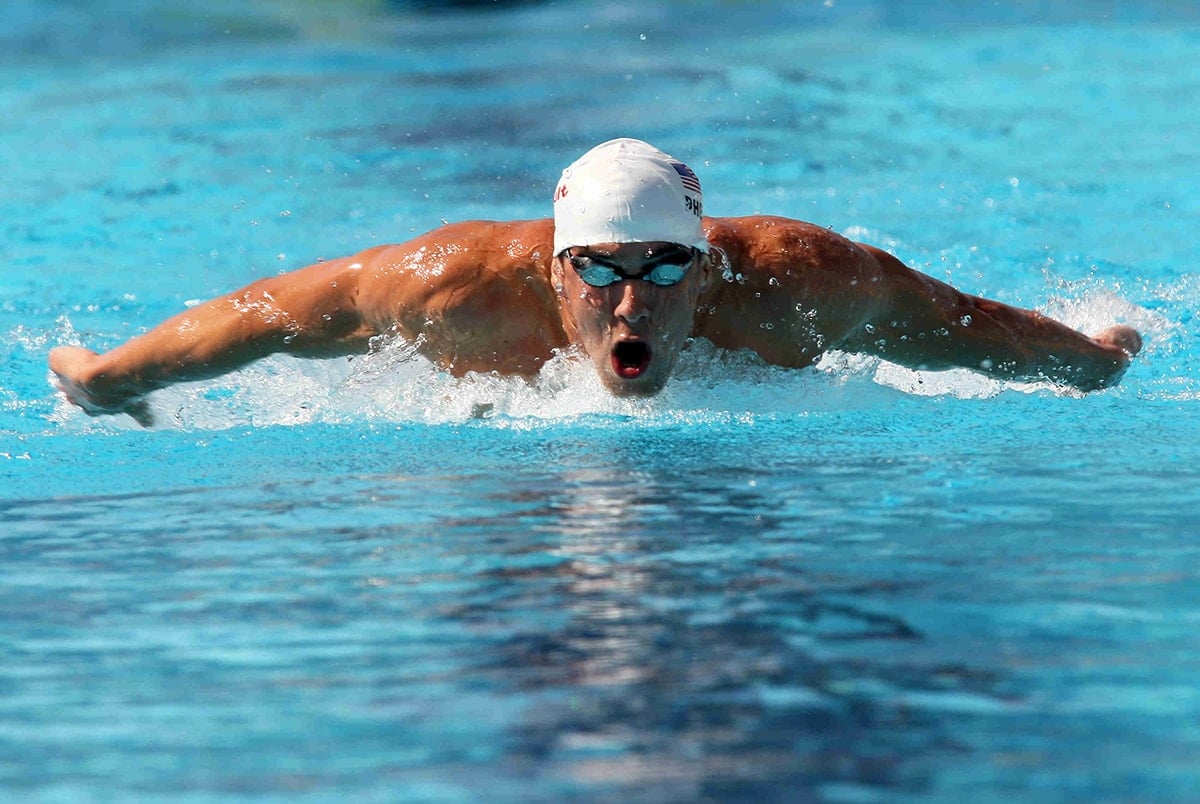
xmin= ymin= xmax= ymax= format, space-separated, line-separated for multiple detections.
xmin=550 ymin=254 xmax=565 ymax=295
xmin=695 ymin=249 xmax=716 ymax=293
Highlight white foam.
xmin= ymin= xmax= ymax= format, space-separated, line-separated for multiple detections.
xmin=103 ymin=339 xmax=905 ymax=431
xmin=37 ymin=283 xmax=1178 ymax=432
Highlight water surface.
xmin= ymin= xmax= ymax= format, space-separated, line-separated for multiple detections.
xmin=4 ymin=1 xmax=1200 ymax=801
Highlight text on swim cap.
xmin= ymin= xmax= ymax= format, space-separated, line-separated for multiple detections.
xmin=553 ymin=184 xmax=568 ymax=202
xmin=685 ymin=195 xmax=702 ymax=217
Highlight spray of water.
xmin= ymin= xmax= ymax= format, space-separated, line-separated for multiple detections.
xmin=29 ymin=281 xmax=1186 ymax=433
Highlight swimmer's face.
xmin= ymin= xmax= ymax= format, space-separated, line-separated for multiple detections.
xmin=553 ymin=241 xmax=712 ymax=396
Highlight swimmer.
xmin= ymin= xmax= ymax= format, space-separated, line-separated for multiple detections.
xmin=50 ymin=138 xmax=1142 ymax=423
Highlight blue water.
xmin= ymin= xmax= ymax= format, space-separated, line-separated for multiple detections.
xmin=4 ymin=1 xmax=1200 ymax=800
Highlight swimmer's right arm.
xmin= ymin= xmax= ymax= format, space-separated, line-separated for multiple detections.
xmin=49 ymin=253 xmax=383 ymax=421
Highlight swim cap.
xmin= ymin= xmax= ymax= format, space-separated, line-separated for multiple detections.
xmin=552 ymin=138 xmax=709 ymax=255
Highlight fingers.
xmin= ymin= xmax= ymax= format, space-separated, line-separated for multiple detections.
xmin=52 ymin=379 xmax=154 ymax=427
xmin=124 ymin=399 xmax=155 ymax=428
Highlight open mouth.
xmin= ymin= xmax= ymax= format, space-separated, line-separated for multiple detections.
xmin=611 ymin=340 xmax=652 ymax=379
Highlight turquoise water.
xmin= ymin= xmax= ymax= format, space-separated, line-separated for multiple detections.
xmin=4 ymin=1 xmax=1200 ymax=800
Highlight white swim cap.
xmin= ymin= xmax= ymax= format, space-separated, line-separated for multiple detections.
xmin=552 ymin=138 xmax=709 ymax=255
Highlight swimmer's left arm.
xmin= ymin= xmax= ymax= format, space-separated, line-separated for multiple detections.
xmin=842 ymin=244 xmax=1141 ymax=391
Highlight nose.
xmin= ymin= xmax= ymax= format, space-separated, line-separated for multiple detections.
xmin=613 ymin=281 xmax=649 ymax=324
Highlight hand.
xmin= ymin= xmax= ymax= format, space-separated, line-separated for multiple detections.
xmin=1093 ymin=324 xmax=1143 ymax=357
xmin=1068 ymin=324 xmax=1143 ymax=391
xmin=49 ymin=346 xmax=154 ymax=427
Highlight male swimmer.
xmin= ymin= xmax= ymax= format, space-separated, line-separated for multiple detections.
xmin=50 ymin=138 xmax=1141 ymax=423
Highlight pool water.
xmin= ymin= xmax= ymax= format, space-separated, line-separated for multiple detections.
xmin=4 ymin=1 xmax=1200 ymax=800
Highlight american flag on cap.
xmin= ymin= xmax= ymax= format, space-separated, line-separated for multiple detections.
xmin=670 ymin=161 xmax=702 ymax=194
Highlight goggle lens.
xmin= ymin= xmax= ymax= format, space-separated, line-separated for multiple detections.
xmin=569 ymin=253 xmax=694 ymax=288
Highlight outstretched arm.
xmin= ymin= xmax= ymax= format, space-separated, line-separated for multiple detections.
xmin=49 ymin=252 xmax=381 ymax=420
xmin=843 ymin=244 xmax=1141 ymax=391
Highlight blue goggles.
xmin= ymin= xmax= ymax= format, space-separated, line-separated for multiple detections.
xmin=563 ymin=248 xmax=696 ymax=288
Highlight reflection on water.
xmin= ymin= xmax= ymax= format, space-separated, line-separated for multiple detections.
xmin=6 ymin=417 xmax=1200 ymax=799
xmin=428 ymin=455 xmax=1011 ymax=799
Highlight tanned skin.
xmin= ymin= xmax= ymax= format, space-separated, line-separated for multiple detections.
xmin=50 ymin=216 xmax=1141 ymax=424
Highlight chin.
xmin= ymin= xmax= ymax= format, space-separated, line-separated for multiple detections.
xmin=597 ymin=359 xmax=672 ymax=397
xmin=602 ymin=374 xmax=669 ymax=397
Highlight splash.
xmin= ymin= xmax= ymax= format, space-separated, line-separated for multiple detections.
xmin=55 ymin=339 xmax=990 ymax=432
xmin=30 ymin=282 xmax=1182 ymax=433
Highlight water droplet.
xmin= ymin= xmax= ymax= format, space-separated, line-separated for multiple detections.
xmin=768 ymin=277 xmax=780 ymax=286
xmin=864 ymin=323 xmax=875 ymax=333
xmin=960 ymin=314 xmax=972 ymax=326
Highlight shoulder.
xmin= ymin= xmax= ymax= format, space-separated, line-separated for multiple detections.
xmin=353 ymin=219 xmax=553 ymax=292
xmin=701 ymin=215 xmax=882 ymax=295
xmin=426 ymin=218 xmax=555 ymax=254
xmin=359 ymin=218 xmax=553 ymax=270
xmin=695 ymin=216 xmax=885 ymax=354
xmin=703 ymin=215 xmax=871 ymax=267
xmin=352 ymin=218 xmax=561 ymax=338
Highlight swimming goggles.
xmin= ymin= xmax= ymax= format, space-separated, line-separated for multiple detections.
xmin=564 ymin=249 xmax=696 ymax=287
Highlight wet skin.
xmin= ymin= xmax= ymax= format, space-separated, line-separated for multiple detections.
xmin=49 ymin=216 xmax=1141 ymax=424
